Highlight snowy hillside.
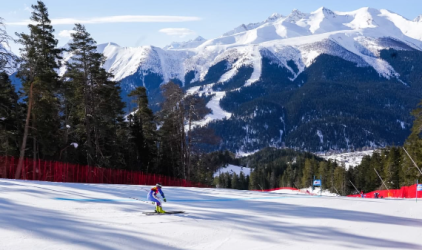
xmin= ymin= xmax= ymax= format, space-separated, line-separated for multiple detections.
xmin=163 ymin=36 xmax=207 ymax=50
xmin=2 ymin=179 xmax=422 ymax=249
xmin=319 ymin=150 xmax=375 ymax=169
xmin=270 ymin=187 xmax=340 ymax=196
xmin=213 ymin=164 xmax=251 ymax=177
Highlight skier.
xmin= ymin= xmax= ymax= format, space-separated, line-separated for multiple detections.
xmin=147 ymin=183 xmax=167 ymax=213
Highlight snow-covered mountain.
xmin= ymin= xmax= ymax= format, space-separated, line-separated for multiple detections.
xmin=0 ymin=44 xmax=18 ymax=75
xmin=163 ymin=36 xmax=206 ymax=50
xmin=57 ymin=7 xmax=422 ymax=152
xmin=100 ymin=7 xmax=422 ymax=87
xmin=414 ymin=15 xmax=422 ymax=22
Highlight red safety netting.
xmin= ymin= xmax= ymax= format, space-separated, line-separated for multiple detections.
xmin=347 ymin=184 xmax=422 ymax=199
xmin=0 ymin=156 xmax=208 ymax=187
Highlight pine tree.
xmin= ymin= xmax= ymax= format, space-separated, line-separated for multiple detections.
xmin=239 ymin=171 xmax=246 ymax=190
xmin=402 ymin=100 xmax=422 ymax=185
xmin=280 ymin=173 xmax=287 ymax=187
xmin=15 ymin=0 xmax=62 ymax=178
xmin=217 ymin=174 xmax=224 ymax=188
xmin=63 ymin=23 xmax=125 ymax=168
xmin=183 ymin=94 xmax=211 ymax=177
xmin=157 ymin=81 xmax=185 ymax=177
xmin=249 ymin=169 xmax=258 ymax=190
xmin=318 ymin=161 xmax=329 ymax=190
xmin=128 ymin=86 xmax=157 ymax=172
xmin=301 ymin=159 xmax=314 ymax=188
xmin=383 ymin=148 xmax=401 ymax=189
xmin=0 ymin=18 xmax=17 ymax=72
xmin=333 ymin=165 xmax=347 ymax=195
xmin=0 ymin=72 xmax=22 ymax=178
xmin=285 ymin=164 xmax=294 ymax=187
xmin=63 ymin=23 xmax=97 ymax=165
xmin=269 ymin=171 xmax=276 ymax=189
xmin=370 ymin=152 xmax=384 ymax=190
xmin=0 ymin=71 xmax=20 ymax=151
xmin=231 ymin=172 xmax=239 ymax=189
xmin=157 ymin=81 xmax=214 ymax=179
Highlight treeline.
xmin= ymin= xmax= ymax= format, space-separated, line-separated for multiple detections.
xmin=0 ymin=1 xmax=216 ymax=182
xmin=214 ymin=101 xmax=422 ymax=194
xmin=351 ymin=100 xmax=422 ymax=193
xmin=215 ymin=148 xmax=350 ymax=195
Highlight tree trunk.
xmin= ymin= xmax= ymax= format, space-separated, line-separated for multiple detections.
xmin=15 ymin=82 xmax=34 ymax=179
xmin=84 ymin=84 xmax=93 ymax=166
xmin=180 ymin=107 xmax=186 ymax=180
xmin=187 ymin=110 xmax=192 ymax=180
xmin=63 ymin=99 xmax=69 ymax=162
xmin=32 ymin=111 xmax=37 ymax=180
xmin=33 ymin=135 xmax=36 ymax=180
xmin=3 ymin=139 xmax=9 ymax=178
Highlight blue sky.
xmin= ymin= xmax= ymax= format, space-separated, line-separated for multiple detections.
xmin=2 ymin=0 xmax=422 ymax=53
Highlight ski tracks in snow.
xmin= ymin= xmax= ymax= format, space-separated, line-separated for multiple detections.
xmin=244 ymin=46 xmax=262 ymax=87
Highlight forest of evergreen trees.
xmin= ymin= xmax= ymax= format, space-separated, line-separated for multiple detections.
xmin=215 ymin=105 xmax=422 ymax=195
xmin=0 ymin=1 xmax=421 ymax=196
xmin=0 ymin=1 xmax=216 ymax=182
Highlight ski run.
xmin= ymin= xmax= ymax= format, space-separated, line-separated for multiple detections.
xmin=1 ymin=179 xmax=422 ymax=250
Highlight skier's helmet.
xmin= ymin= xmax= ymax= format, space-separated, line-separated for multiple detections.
xmin=156 ymin=183 xmax=162 ymax=188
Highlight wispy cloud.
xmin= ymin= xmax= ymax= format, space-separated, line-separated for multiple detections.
xmin=159 ymin=28 xmax=196 ymax=37
xmin=7 ymin=15 xmax=201 ymax=26
xmin=58 ymin=30 xmax=76 ymax=38
xmin=23 ymin=4 xmax=31 ymax=12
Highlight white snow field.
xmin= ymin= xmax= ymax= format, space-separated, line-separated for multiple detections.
xmin=320 ymin=150 xmax=375 ymax=169
xmin=1 ymin=179 xmax=422 ymax=250
xmin=213 ymin=164 xmax=251 ymax=178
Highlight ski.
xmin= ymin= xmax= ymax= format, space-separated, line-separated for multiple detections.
xmin=129 ymin=197 xmax=154 ymax=204
xmin=142 ymin=211 xmax=185 ymax=215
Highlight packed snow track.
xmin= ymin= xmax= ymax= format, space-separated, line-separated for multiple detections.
xmin=1 ymin=180 xmax=422 ymax=250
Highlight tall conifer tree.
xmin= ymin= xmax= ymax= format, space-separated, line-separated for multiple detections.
xmin=64 ymin=23 xmax=125 ymax=168
xmin=403 ymin=100 xmax=422 ymax=185
xmin=15 ymin=1 xmax=62 ymax=178
xmin=128 ymin=86 xmax=157 ymax=172
xmin=0 ymin=72 xmax=21 ymax=161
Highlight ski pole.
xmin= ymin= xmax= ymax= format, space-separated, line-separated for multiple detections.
xmin=349 ymin=180 xmax=360 ymax=193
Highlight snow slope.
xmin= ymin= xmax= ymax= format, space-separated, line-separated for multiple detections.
xmin=319 ymin=150 xmax=375 ymax=169
xmin=2 ymin=179 xmax=422 ymax=250
xmin=163 ymin=36 xmax=207 ymax=50
xmin=186 ymin=84 xmax=232 ymax=127
xmin=301 ymin=187 xmax=340 ymax=197
xmin=213 ymin=164 xmax=251 ymax=177
xmin=269 ymin=187 xmax=339 ymax=196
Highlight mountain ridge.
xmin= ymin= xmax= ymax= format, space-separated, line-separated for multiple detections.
xmin=11 ymin=7 xmax=422 ymax=153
